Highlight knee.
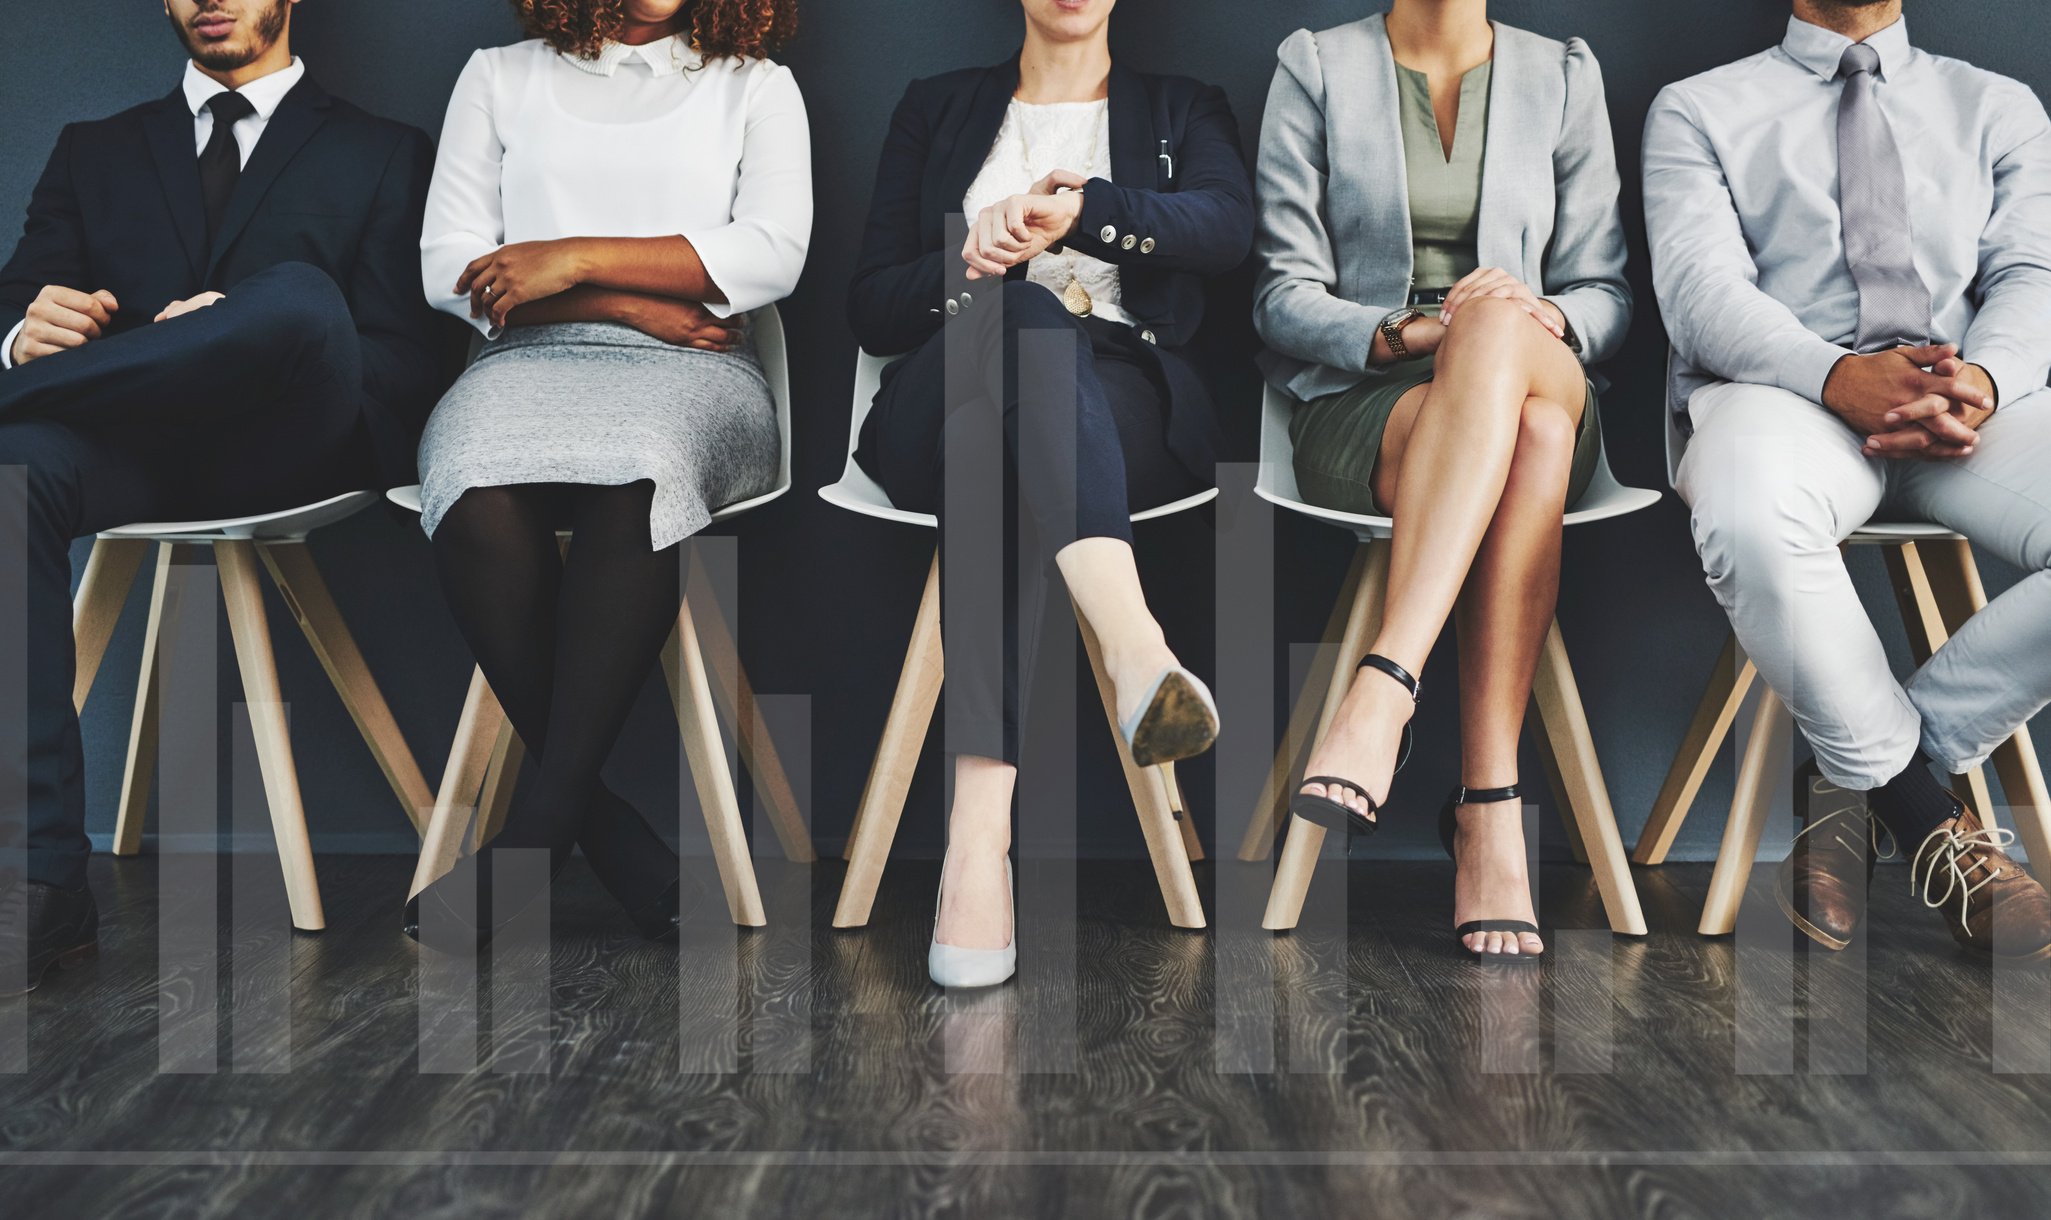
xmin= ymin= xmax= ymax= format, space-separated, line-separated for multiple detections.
xmin=997 ymin=279 xmax=1076 ymax=330
xmin=1687 ymin=477 xmax=1840 ymax=588
xmin=1513 ymin=396 xmax=1577 ymax=468
xmin=238 ymin=262 xmax=351 ymax=339
xmin=1440 ymin=295 xmax=1532 ymax=351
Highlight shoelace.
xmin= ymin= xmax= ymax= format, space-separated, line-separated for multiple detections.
xmin=1909 ymin=822 xmax=2015 ymax=929
xmin=1791 ymin=803 xmax=1899 ymax=863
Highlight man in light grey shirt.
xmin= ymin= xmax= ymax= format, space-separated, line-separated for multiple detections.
xmin=1645 ymin=0 xmax=2051 ymax=960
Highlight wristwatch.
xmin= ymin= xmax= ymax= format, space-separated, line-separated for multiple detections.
xmin=1380 ymin=307 xmax=1425 ymax=361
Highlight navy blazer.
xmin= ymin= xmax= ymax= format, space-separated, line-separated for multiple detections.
xmin=0 ymin=75 xmax=451 ymax=484
xmin=848 ymin=59 xmax=1255 ymax=474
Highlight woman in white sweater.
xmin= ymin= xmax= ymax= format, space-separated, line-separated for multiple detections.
xmin=408 ymin=0 xmax=809 ymax=947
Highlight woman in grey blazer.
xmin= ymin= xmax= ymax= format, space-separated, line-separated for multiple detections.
xmin=1251 ymin=1 xmax=1631 ymax=959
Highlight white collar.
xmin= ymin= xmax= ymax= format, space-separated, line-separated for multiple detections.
xmin=1782 ymin=15 xmax=1913 ymax=83
xmin=563 ymin=35 xmax=701 ymax=79
xmin=181 ymin=57 xmax=307 ymax=120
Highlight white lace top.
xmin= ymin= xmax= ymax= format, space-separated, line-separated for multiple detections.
xmin=962 ymin=99 xmax=1128 ymax=325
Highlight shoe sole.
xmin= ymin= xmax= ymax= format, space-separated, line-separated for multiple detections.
xmin=1773 ymin=871 xmax=1852 ymax=952
xmin=2 ymin=940 xmax=98 ymax=998
xmin=1128 ymin=672 xmax=1219 ymax=768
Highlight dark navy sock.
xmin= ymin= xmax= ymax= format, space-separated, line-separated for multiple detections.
xmin=1864 ymin=752 xmax=1961 ymax=845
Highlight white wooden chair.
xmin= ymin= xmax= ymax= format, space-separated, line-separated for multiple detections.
xmin=1245 ymin=383 xmax=1659 ymax=935
xmin=391 ymin=305 xmax=814 ymax=928
xmin=823 ymin=348 xmax=1220 ymax=930
xmin=1636 ymin=379 xmax=2051 ymax=935
xmin=72 ymin=491 xmax=432 ymax=931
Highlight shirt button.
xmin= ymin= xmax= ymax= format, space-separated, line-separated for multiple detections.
xmin=1140 ymin=329 xmax=1157 ymax=345
xmin=1140 ymin=238 xmax=1156 ymax=254
xmin=1121 ymin=235 xmax=1137 ymax=251
xmin=1099 ymin=225 xmax=1117 ymax=244
xmin=945 ymin=299 xmax=960 ymax=316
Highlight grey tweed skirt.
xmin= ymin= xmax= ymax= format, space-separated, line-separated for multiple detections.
xmin=417 ymin=322 xmax=780 ymax=549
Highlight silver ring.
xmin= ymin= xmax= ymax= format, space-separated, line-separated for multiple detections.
xmin=482 ymin=285 xmax=495 ymax=298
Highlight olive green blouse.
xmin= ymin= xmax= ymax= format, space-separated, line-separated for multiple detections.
xmin=1396 ymin=60 xmax=1491 ymax=293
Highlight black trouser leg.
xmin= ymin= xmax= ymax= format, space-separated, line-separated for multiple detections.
xmin=855 ymin=281 xmax=1196 ymax=764
xmin=0 ymin=266 xmax=373 ymax=891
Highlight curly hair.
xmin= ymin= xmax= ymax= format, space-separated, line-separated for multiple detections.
xmin=513 ymin=0 xmax=798 ymax=62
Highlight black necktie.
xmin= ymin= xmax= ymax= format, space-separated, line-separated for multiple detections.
xmin=198 ymin=90 xmax=257 ymax=243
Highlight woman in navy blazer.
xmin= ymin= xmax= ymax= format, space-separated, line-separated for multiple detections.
xmin=848 ymin=0 xmax=1253 ymax=988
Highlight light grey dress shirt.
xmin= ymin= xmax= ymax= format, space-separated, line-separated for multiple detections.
xmin=1644 ymin=16 xmax=2051 ymax=420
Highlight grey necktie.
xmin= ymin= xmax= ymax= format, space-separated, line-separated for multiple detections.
xmin=1837 ymin=43 xmax=1931 ymax=352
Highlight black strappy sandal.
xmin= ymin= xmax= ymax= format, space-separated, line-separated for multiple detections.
xmin=1439 ymin=783 xmax=1545 ymax=962
xmin=1288 ymin=654 xmax=1421 ymax=837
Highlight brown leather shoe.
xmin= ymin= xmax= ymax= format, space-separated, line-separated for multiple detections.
xmin=1775 ymin=759 xmax=1891 ymax=950
xmin=1907 ymin=796 xmax=2051 ymax=962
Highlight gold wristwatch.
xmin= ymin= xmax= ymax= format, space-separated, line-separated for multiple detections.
xmin=1380 ymin=307 xmax=1425 ymax=361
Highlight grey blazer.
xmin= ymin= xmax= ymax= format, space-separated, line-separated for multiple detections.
xmin=1251 ymin=13 xmax=1633 ymax=403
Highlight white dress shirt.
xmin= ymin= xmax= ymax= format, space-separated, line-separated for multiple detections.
xmin=420 ymin=36 xmax=813 ymax=340
xmin=1644 ymin=16 xmax=2051 ymax=413
xmin=963 ymin=99 xmax=1128 ymax=325
xmin=2 ymin=58 xmax=307 ymax=368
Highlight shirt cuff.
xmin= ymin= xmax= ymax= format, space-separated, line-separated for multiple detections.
xmin=1776 ymin=335 xmax=1855 ymax=405
xmin=1969 ymin=349 xmax=2031 ymax=411
xmin=1 ymin=319 xmax=23 ymax=369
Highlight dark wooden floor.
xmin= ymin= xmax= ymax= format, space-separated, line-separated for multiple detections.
xmin=3 ymin=853 xmax=2050 ymax=1218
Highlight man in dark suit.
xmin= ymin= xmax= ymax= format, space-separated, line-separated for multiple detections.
xmin=0 ymin=0 xmax=448 ymax=994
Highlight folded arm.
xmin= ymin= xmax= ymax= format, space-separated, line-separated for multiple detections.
xmin=1959 ymin=79 xmax=2051 ymax=408
xmin=1062 ymin=84 xmax=1253 ymax=277
xmin=0 ymin=124 xmax=101 ymax=369
xmin=1541 ymin=39 xmax=1633 ymax=364
xmin=847 ymin=78 xmax=947 ymax=357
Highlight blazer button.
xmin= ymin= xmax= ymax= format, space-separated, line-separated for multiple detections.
xmin=1121 ymin=235 xmax=1137 ymax=251
xmin=1140 ymin=329 xmax=1157 ymax=345
xmin=960 ymin=291 xmax=973 ymax=308
xmin=1099 ymin=224 xmax=1117 ymax=244
xmin=945 ymin=299 xmax=960 ymax=316
xmin=1140 ymin=237 xmax=1156 ymax=254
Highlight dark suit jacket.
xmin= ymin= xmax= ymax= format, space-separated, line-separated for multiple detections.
xmin=0 ymin=74 xmax=449 ymax=482
xmin=848 ymin=59 xmax=1255 ymax=475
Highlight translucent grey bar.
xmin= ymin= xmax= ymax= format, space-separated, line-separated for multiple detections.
xmin=676 ymin=546 xmax=740 ymax=1075
xmin=1553 ymin=929 xmax=1614 ymax=1075
xmin=229 ymin=708 xmax=291 ymax=1075
xmin=1733 ymin=690 xmax=1794 ymax=1078
xmin=750 ymin=692 xmax=814 ymax=1075
xmin=415 ymin=856 xmax=479 ymax=1075
xmin=491 ymin=847 xmax=551 ymax=1075
xmin=157 ymin=557 xmax=219 ymax=1076
xmin=0 ymin=466 xmax=26 ymax=1071
xmin=1213 ymin=466 xmax=1276 ymax=1075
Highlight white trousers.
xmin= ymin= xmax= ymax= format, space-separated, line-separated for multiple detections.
xmin=1676 ymin=381 xmax=2051 ymax=789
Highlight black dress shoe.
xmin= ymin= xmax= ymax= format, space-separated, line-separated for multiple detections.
xmin=1 ymin=881 xmax=99 ymax=998
xmin=404 ymin=849 xmax=566 ymax=953
xmin=580 ymin=787 xmax=705 ymax=941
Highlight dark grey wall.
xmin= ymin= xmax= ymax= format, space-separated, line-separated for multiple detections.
xmin=7 ymin=1 xmax=2048 ymax=863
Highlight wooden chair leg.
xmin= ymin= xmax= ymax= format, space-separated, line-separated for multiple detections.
xmin=111 ymin=543 xmax=185 ymax=856
xmin=258 ymin=541 xmax=434 ymax=834
xmin=1531 ymin=619 xmax=1648 ymax=936
xmin=72 ymin=537 xmax=150 ymax=712
xmin=1636 ymin=633 xmax=1758 ymax=864
xmin=680 ymin=548 xmax=815 ymax=863
xmin=475 ymin=717 xmax=523 ymax=849
xmin=1073 ymin=596 xmax=1205 ymax=929
xmin=1238 ymin=544 xmax=1370 ymax=862
xmin=1160 ymin=763 xmax=1204 ymax=862
xmin=1883 ymin=542 xmax=1998 ymax=815
xmin=1698 ymin=687 xmax=1791 ymax=935
xmin=215 ymin=540 xmax=323 ymax=933
xmin=673 ymin=596 xmax=766 ymax=926
xmin=409 ymin=666 xmax=505 ymax=902
xmin=1919 ymin=538 xmax=2051 ymax=868
xmin=834 ymin=552 xmax=943 ymax=928
xmin=1263 ymin=540 xmax=1389 ymax=931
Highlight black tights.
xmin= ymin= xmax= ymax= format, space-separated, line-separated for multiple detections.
xmin=431 ymin=479 xmax=681 ymax=910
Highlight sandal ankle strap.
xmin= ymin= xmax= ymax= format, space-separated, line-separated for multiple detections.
xmin=1449 ymin=783 xmax=1521 ymax=806
xmin=1357 ymin=653 xmax=1421 ymax=703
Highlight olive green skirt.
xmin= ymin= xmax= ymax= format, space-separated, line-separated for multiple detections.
xmin=1287 ymin=355 xmax=1602 ymax=516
